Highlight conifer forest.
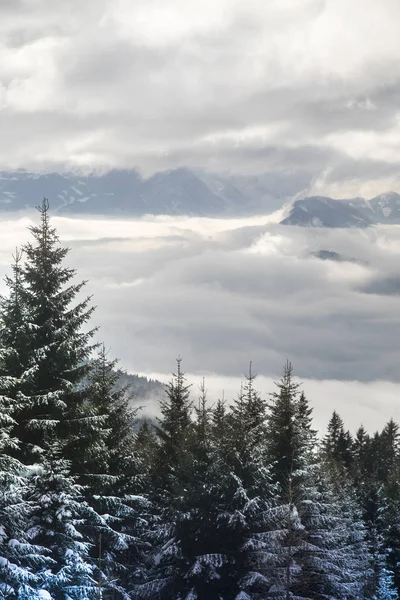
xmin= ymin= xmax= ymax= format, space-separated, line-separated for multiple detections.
xmin=1 ymin=200 xmax=400 ymax=600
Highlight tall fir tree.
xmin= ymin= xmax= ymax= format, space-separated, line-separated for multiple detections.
xmin=12 ymin=199 xmax=98 ymax=469
xmin=152 ymin=357 xmax=193 ymax=500
xmin=321 ymin=411 xmax=353 ymax=488
xmin=136 ymin=360 xmax=193 ymax=599
xmin=265 ymin=363 xmax=369 ymax=599
xmin=0 ymin=249 xmax=51 ymax=598
xmin=266 ymin=361 xmax=311 ymax=489
xmin=82 ymin=344 xmax=150 ymax=598
xmin=26 ymin=440 xmax=98 ymax=600
xmin=215 ymin=366 xmax=277 ymax=600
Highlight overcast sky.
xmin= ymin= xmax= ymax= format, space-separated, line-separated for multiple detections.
xmin=1 ymin=0 xmax=400 ymax=197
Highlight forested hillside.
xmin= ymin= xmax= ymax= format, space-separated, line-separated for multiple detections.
xmin=0 ymin=200 xmax=399 ymax=599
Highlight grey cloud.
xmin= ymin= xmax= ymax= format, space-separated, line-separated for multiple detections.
xmin=0 ymin=212 xmax=398 ymax=384
xmin=360 ymin=276 xmax=400 ymax=296
xmin=51 ymin=216 xmax=399 ymax=383
xmin=0 ymin=0 xmax=400 ymax=195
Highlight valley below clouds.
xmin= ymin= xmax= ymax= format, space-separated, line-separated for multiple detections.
xmin=0 ymin=210 xmax=399 ymax=432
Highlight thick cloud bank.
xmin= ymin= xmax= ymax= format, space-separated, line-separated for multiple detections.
xmin=0 ymin=211 xmax=398 ymax=430
xmin=1 ymin=0 xmax=400 ymax=197
xmin=0 ymin=212 xmax=398 ymax=380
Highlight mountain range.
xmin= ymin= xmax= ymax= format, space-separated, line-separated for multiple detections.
xmin=0 ymin=168 xmax=302 ymax=216
xmin=1 ymin=169 xmax=399 ymax=227
xmin=280 ymin=192 xmax=400 ymax=227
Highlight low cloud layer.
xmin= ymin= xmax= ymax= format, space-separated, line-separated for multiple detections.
xmin=1 ymin=0 xmax=400 ymax=196
xmin=0 ymin=212 xmax=399 ymax=429
xmin=0 ymin=212 xmax=398 ymax=382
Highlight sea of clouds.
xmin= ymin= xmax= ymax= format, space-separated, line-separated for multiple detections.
xmin=0 ymin=210 xmax=399 ymax=433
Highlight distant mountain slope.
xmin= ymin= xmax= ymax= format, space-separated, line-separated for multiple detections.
xmin=280 ymin=192 xmax=400 ymax=227
xmin=0 ymin=168 xmax=299 ymax=216
xmin=117 ymin=371 xmax=164 ymax=405
xmin=310 ymin=249 xmax=366 ymax=264
xmin=369 ymin=192 xmax=400 ymax=223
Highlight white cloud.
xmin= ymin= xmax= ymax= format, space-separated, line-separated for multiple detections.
xmin=0 ymin=0 xmax=399 ymax=193
xmin=0 ymin=212 xmax=398 ymax=384
xmin=0 ymin=212 xmax=398 ymax=428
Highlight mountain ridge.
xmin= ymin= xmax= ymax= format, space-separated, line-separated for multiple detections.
xmin=0 ymin=168 xmax=299 ymax=216
xmin=280 ymin=192 xmax=400 ymax=227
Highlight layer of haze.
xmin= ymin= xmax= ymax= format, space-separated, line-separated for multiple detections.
xmin=1 ymin=0 xmax=400 ymax=197
xmin=0 ymin=211 xmax=398 ymax=433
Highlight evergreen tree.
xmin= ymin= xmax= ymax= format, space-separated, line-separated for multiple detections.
xmin=152 ymin=357 xmax=193 ymax=499
xmin=82 ymin=344 xmax=150 ymax=598
xmin=379 ymin=422 xmax=400 ymax=594
xmin=321 ymin=411 xmax=353 ymax=485
xmin=0 ymin=249 xmax=50 ymax=598
xmin=0 ymin=249 xmax=29 ymax=389
xmin=137 ymin=360 xmax=194 ymax=599
xmin=26 ymin=440 xmax=98 ymax=600
xmin=0 ymin=413 xmax=50 ymax=599
xmin=374 ymin=567 xmax=398 ymax=600
xmin=267 ymin=361 xmax=312 ymax=490
xmin=211 ymin=394 xmax=227 ymax=450
xmin=79 ymin=344 xmax=139 ymax=494
xmin=13 ymin=199 xmax=97 ymax=469
xmin=134 ymin=421 xmax=158 ymax=490
xmin=218 ymin=366 xmax=277 ymax=600
xmin=265 ymin=364 xmax=369 ymax=599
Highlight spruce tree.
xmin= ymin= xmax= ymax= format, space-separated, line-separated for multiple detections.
xmin=321 ymin=411 xmax=353 ymax=486
xmin=13 ymin=199 xmax=97 ymax=469
xmin=265 ymin=364 xmax=370 ymax=599
xmin=217 ymin=366 xmax=277 ymax=599
xmin=374 ymin=567 xmax=398 ymax=600
xmin=82 ymin=344 xmax=150 ymax=598
xmin=78 ymin=344 xmax=139 ymax=494
xmin=0 ymin=399 xmax=50 ymax=599
xmin=26 ymin=440 xmax=98 ymax=600
xmin=152 ymin=357 xmax=193 ymax=500
xmin=0 ymin=249 xmax=51 ymax=598
xmin=266 ymin=361 xmax=310 ymax=489
xmin=137 ymin=360 xmax=194 ymax=599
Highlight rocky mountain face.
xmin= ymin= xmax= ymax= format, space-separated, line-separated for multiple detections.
xmin=0 ymin=168 xmax=301 ymax=216
xmin=280 ymin=192 xmax=400 ymax=227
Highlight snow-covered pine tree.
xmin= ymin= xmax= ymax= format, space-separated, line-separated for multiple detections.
xmin=136 ymin=359 xmax=195 ymax=599
xmin=352 ymin=424 xmax=371 ymax=491
xmin=266 ymin=361 xmax=312 ymax=489
xmin=77 ymin=343 xmax=139 ymax=494
xmin=139 ymin=365 xmax=280 ymax=600
xmin=218 ymin=365 xmax=278 ymax=600
xmin=160 ymin=379 xmax=226 ymax=600
xmin=265 ymin=363 xmax=370 ymax=599
xmin=26 ymin=439 xmax=98 ymax=600
xmin=0 ymin=249 xmax=51 ymax=599
xmin=374 ymin=567 xmax=398 ymax=600
xmin=211 ymin=394 xmax=227 ymax=448
xmin=377 ymin=420 xmax=400 ymax=594
xmin=152 ymin=357 xmax=193 ymax=500
xmin=13 ymin=199 xmax=98 ymax=469
xmin=349 ymin=419 xmax=400 ymax=596
xmin=264 ymin=363 xmax=312 ymax=597
xmin=134 ymin=421 xmax=158 ymax=489
xmin=81 ymin=344 xmax=150 ymax=598
xmin=0 ymin=201 xmax=146 ymax=599
xmin=321 ymin=410 xmax=353 ymax=488
xmin=0 ymin=396 xmax=50 ymax=599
